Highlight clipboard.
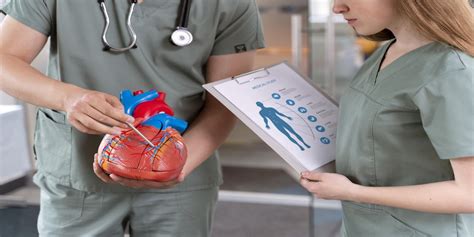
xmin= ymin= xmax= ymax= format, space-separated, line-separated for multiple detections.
xmin=203 ymin=62 xmax=337 ymax=173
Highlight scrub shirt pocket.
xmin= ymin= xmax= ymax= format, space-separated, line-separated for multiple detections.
xmin=341 ymin=202 xmax=429 ymax=237
xmin=34 ymin=109 xmax=72 ymax=184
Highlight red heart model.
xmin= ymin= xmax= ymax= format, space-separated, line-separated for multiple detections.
xmin=97 ymin=121 xmax=187 ymax=182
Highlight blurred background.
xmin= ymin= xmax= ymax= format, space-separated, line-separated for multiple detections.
xmin=0 ymin=0 xmax=380 ymax=236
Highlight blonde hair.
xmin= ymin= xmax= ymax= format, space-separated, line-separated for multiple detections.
xmin=366 ymin=0 xmax=474 ymax=56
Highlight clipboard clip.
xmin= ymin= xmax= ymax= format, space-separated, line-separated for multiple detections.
xmin=232 ymin=68 xmax=271 ymax=85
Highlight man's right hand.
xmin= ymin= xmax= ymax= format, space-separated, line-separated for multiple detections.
xmin=63 ymin=88 xmax=135 ymax=135
xmin=0 ymin=16 xmax=131 ymax=136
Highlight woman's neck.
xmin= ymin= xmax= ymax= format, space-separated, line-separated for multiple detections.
xmin=378 ymin=17 xmax=434 ymax=71
xmin=388 ymin=17 xmax=433 ymax=52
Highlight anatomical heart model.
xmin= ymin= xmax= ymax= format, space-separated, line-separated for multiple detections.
xmin=97 ymin=89 xmax=188 ymax=181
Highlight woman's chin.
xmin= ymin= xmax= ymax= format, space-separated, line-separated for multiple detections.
xmin=353 ymin=27 xmax=388 ymax=37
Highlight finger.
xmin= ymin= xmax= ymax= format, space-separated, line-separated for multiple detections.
xmin=83 ymin=104 xmax=129 ymax=129
xmin=75 ymin=112 xmax=122 ymax=135
xmin=300 ymin=178 xmax=311 ymax=188
xmin=300 ymin=178 xmax=313 ymax=192
xmin=104 ymin=94 xmax=125 ymax=111
xmin=177 ymin=171 xmax=186 ymax=182
xmin=109 ymin=174 xmax=144 ymax=189
xmin=69 ymin=118 xmax=102 ymax=135
xmin=152 ymin=172 xmax=186 ymax=187
xmin=109 ymin=173 xmax=184 ymax=189
xmin=100 ymin=94 xmax=135 ymax=124
xmin=300 ymin=178 xmax=321 ymax=193
xmin=93 ymin=154 xmax=114 ymax=183
xmin=301 ymin=171 xmax=324 ymax=181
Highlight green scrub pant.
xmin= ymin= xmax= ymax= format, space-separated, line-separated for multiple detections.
xmin=36 ymin=179 xmax=218 ymax=237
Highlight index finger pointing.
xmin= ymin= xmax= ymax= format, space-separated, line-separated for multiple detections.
xmin=94 ymin=95 xmax=135 ymax=124
xmin=104 ymin=94 xmax=124 ymax=111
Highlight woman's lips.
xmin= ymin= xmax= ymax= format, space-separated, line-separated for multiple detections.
xmin=346 ymin=19 xmax=357 ymax=26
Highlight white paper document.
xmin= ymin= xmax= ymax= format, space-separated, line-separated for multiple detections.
xmin=203 ymin=62 xmax=338 ymax=173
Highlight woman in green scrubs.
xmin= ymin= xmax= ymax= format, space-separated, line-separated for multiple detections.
xmin=300 ymin=0 xmax=474 ymax=236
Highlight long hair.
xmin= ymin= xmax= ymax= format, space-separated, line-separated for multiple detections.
xmin=365 ymin=0 xmax=474 ymax=56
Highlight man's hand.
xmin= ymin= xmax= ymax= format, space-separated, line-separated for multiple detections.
xmin=93 ymin=154 xmax=186 ymax=189
xmin=64 ymin=88 xmax=135 ymax=135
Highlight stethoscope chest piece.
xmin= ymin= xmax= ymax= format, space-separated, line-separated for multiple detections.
xmin=98 ymin=0 xmax=193 ymax=52
xmin=171 ymin=27 xmax=193 ymax=47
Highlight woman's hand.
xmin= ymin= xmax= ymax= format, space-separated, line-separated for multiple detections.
xmin=63 ymin=87 xmax=135 ymax=135
xmin=300 ymin=172 xmax=360 ymax=201
xmin=93 ymin=154 xmax=186 ymax=189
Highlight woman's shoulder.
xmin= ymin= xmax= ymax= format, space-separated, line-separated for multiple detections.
xmin=413 ymin=43 xmax=473 ymax=96
xmin=421 ymin=42 xmax=472 ymax=74
xmin=404 ymin=42 xmax=472 ymax=88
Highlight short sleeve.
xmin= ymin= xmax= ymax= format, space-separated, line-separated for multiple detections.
xmin=1 ymin=0 xmax=55 ymax=36
xmin=211 ymin=0 xmax=265 ymax=55
xmin=413 ymin=67 xmax=474 ymax=159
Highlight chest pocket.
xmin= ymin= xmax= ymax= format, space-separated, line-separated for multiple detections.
xmin=341 ymin=202 xmax=429 ymax=237
xmin=34 ymin=109 xmax=72 ymax=185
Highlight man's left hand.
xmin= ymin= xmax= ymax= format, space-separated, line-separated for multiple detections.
xmin=93 ymin=154 xmax=186 ymax=189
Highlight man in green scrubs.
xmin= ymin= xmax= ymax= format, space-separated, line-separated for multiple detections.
xmin=0 ymin=0 xmax=264 ymax=236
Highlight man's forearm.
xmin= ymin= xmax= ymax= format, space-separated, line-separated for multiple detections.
xmin=181 ymin=101 xmax=237 ymax=175
xmin=0 ymin=54 xmax=78 ymax=110
xmin=178 ymin=51 xmax=256 ymax=176
xmin=352 ymin=181 xmax=474 ymax=213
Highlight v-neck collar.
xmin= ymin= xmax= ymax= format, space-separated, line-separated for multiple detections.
xmin=370 ymin=40 xmax=437 ymax=85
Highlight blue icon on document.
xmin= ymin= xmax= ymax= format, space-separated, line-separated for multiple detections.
xmin=298 ymin=107 xmax=308 ymax=113
xmin=320 ymin=137 xmax=330 ymax=144
xmin=308 ymin=116 xmax=317 ymax=122
xmin=316 ymin=125 xmax=325 ymax=132
xmin=286 ymin=99 xmax=295 ymax=106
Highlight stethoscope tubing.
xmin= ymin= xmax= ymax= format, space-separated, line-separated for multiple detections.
xmin=99 ymin=0 xmax=193 ymax=52
xmin=178 ymin=0 xmax=191 ymax=28
xmin=99 ymin=0 xmax=138 ymax=52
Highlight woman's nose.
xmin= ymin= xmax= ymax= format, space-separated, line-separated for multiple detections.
xmin=333 ymin=0 xmax=349 ymax=14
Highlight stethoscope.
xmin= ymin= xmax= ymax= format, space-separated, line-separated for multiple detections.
xmin=98 ymin=0 xmax=193 ymax=52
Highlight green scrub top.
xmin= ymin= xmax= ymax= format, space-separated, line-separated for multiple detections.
xmin=336 ymin=40 xmax=473 ymax=236
xmin=2 ymin=0 xmax=265 ymax=192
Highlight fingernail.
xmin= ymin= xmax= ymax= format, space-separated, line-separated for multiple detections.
xmin=301 ymin=172 xmax=309 ymax=177
xmin=127 ymin=116 xmax=135 ymax=123
xmin=112 ymin=128 xmax=122 ymax=135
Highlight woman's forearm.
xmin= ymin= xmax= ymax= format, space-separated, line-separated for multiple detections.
xmin=0 ymin=53 xmax=79 ymax=110
xmin=352 ymin=181 xmax=474 ymax=213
